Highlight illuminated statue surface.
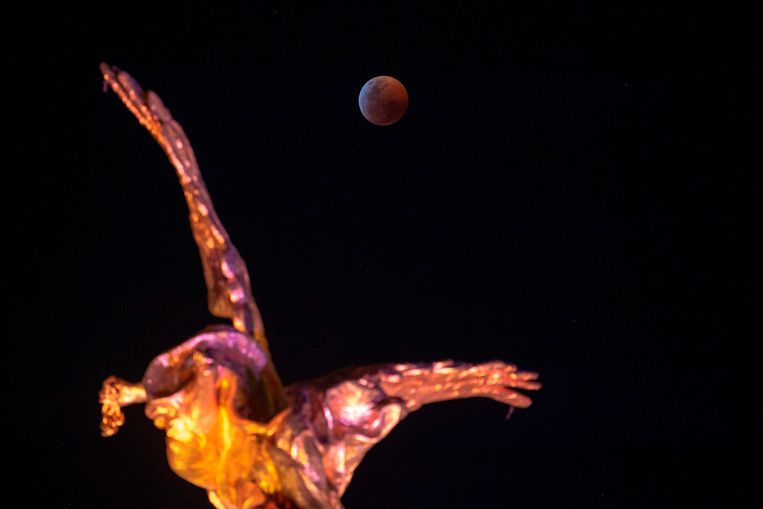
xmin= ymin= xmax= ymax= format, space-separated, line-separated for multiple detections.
xmin=98 ymin=64 xmax=541 ymax=509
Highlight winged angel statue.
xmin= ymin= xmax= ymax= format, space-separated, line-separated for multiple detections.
xmin=98 ymin=64 xmax=541 ymax=509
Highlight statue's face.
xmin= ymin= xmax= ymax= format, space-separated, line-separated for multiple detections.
xmin=145 ymin=351 xmax=219 ymax=432
xmin=149 ymin=361 xmax=264 ymax=492
xmin=141 ymin=331 xmax=266 ymax=490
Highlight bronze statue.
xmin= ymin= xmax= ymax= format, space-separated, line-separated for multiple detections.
xmin=98 ymin=64 xmax=541 ymax=509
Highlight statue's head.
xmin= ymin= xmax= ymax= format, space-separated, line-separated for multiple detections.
xmin=141 ymin=326 xmax=275 ymax=489
xmin=143 ymin=326 xmax=271 ymax=411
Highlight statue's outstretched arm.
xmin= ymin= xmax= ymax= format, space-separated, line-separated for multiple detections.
xmin=289 ymin=360 xmax=540 ymax=496
xmin=376 ymin=360 xmax=540 ymax=410
xmin=100 ymin=63 xmax=268 ymax=350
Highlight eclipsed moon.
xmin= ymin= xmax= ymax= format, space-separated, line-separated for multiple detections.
xmin=358 ymin=76 xmax=408 ymax=126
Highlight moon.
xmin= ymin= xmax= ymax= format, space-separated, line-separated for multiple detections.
xmin=358 ymin=76 xmax=409 ymax=126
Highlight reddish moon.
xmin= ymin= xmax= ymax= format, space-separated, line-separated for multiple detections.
xmin=358 ymin=76 xmax=408 ymax=126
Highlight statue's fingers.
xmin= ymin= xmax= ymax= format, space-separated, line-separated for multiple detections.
xmin=489 ymin=386 xmax=534 ymax=408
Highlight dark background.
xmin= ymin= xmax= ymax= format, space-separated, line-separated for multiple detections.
xmin=27 ymin=2 xmax=752 ymax=508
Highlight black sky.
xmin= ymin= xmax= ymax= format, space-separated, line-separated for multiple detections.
xmin=27 ymin=2 xmax=753 ymax=508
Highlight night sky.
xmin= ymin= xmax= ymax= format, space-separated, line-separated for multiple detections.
xmin=29 ymin=3 xmax=751 ymax=508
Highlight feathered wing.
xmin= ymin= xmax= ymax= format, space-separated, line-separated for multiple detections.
xmin=100 ymin=63 xmax=269 ymax=351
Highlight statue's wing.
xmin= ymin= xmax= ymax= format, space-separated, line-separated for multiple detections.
xmin=100 ymin=63 xmax=269 ymax=351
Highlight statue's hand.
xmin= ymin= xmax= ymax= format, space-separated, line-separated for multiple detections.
xmin=99 ymin=376 xmax=146 ymax=437
xmin=378 ymin=360 xmax=541 ymax=410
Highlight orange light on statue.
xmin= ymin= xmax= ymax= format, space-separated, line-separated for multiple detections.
xmin=98 ymin=63 xmax=540 ymax=509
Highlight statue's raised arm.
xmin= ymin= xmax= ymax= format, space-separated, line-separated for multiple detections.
xmin=100 ymin=63 xmax=268 ymax=347
xmin=98 ymin=64 xmax=286 ymax=441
